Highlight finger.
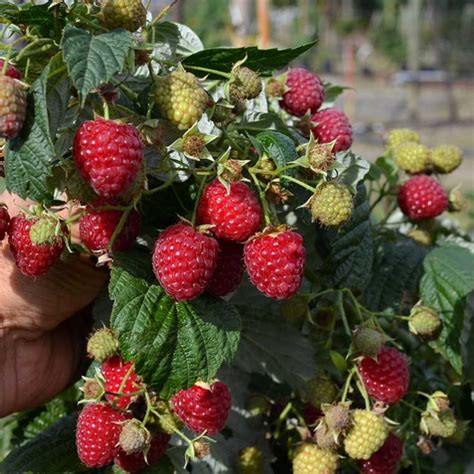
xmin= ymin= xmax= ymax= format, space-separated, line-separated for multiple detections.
xmin=0 ymin=308 xmax=91 ymax=417
xmin=0 ymin=246 xmax=108 ymax=331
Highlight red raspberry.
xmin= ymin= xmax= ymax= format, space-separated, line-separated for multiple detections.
xmin=0 ymin=60 xmax=22 ymax=79
xmin=8 ymin=214 xmax=65 ymax=277
xmin=358 ymin=433 xmax=404 ymax=474
xmin=171 ymin=381 xmax=231 ymax=435
xmin=76 ymin=402 xmax=130 ymax=468
xmin=152 ymin=223 xmax=219 ymax=301
xmin=280 ymin=68 xmax=325 ymax=117
xmin=101 ymin=356 xmax=141 ymax=409
xmin=311 ymin=107 xmax=352 ymax=153
xmin=196 ymin=179 xmax=262 ymax=242
xmin=73 ymin=119 xmax=143 ymax=198
xmin=80 ymin=201 xmax=140 ymax=253
xmin=206 ymin=240 xmax=244 ymax=297
xmin=0 ymin=206 xmax=10 ymax=241
xmin=398 ymin=175 xmax=448 ymax=221
xmin=358 ymin=347 xmax=409 ymax=405
xmin=114 ymin=431 xmax=170 ymax=473
xmin=244 ymin=228 xmax=305 ymax=300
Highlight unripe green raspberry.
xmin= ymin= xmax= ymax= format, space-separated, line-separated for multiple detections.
xmin=305 ymin=376 xmax=338 ymax=409
xmin=310 ymin=182 xmax=353 ymax=227
xmin=386 ymin=128 xmax=420 ymax=150
xmin=183 ymin=134 xmax=206 ymax=158
xmin=266 ymin=78 xmax=285 ymax=98
xmin=322 ymin=403 xmax=351 ymax=432
xmin=292 ymin=443 xmax=339 ymax=474
xmin=119 ymin=419 xmax=151 ymax=455
xmin=393 ymin=142 xmax=430 ymax=174
xmin=420 ymin=409 xmax=457 ymax=438
xmin=344 ymin=410 xmax=388 ymax=460
xmin=29 ymin=216 xmax=62 ymax=246
xmin=448 ymin=188 xmax=467 ymax=213
xmin=0 ymin=75 xmax=27 ymax=140
xmin=246 ymin=394 xmax=270 ymax=417
xmin=101 ymin=0 xmax=146 ymax=32
xmin=155 ymin=69 xmax=208 ymax=130
xmin=230 ymin=67 xmax=262 ymax=100
xmin=280 ymin=294 xmax=308 ymax=324
xmin=446 ymin=419 xmax=469 ymax=444
xmin=409 ymin=306 xmax=442 ymax=339
xmin=430 ymin=144 xmax=463 ymax=174
xmin=314 ymin=423 xmax=338 ymax=450
xmin=307 ymin=143 xmax=335 ymax=173
xmin=86 ymin=328 xmax=119 ymax=362
xmin=237 ymin=446 xmax=264 ymax=474
xmin=352 ymin=327 xmax=386 ymax=357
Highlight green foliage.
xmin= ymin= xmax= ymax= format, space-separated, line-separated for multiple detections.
xmin=110 ymin=250 xmax=241 ymax=398
xmin=421 ymin=244 xmax=474 ymax=374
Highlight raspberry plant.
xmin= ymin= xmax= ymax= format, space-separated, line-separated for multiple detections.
xmin=0 ymin=1 xmax=473 ymax=473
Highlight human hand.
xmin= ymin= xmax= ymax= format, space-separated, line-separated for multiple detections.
xmin=0 ymin=191 xmax=108 ymax=416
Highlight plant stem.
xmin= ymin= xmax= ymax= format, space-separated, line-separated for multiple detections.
xmin=336 ymin=290 xmax=352 ymax=337
xmin=183 ymin=64 xmax=231 ymax=80
xmin=149 ymin=0 xmax=179 ymax=29
xmin=341 ymin=367 xmax=356 ymax=402
xmin=249 ymin=170 xmax=272 ymax=226
xmin=281 ymin=175 xmax=316 ymax=193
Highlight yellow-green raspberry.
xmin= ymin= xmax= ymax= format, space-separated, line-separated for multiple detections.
xmin=393 ymin=142 xmax=430 ymax=174
xmin=292 ymin=443 xmax=339 ymax=474
xmin=386 ymin=128 xmax=420 ymax=150
xmin=421 ymin=409 xmax=457 ymax=438
xmin=155 ymin=69 xmax=208 ymax=130
xmin=86 ymin=328 xmax=119 ymax=362
xmin=231 ymin=67 xmax=262 ymax=100
xmin=430 ymin=144 xmax=463 ymax=174
xmin=344 ymin=410 xmax=388 ymax=460
xmin=310 ymin=182 xmax=353 ymax=227
xmin=305 ymin=376 xmax=338 ymax=409
xmin=101 ymin=0 xmax=146 ymax=32
xmin=408 ymin=306 xmax=442 ymax=339
xmin=237 ymin=446 xmax=264 ymax=474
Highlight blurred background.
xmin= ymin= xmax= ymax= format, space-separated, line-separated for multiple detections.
xmin=151 ymin=0 xmax=474 ymax=191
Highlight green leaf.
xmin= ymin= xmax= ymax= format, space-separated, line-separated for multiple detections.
xmin=4 ymin=64 xmax=57 ymax=202
xmin=254 ymin=131 xmax=298 ymax=186
xmin=363 ymin=235 xmax=428 ymax=312
xmin=330 ymin=350 xmax=348 ymax=373
xmin=46 ymin=54 xmax=72 ymax=138
xmin=61 ymin=26 xmax=132 ymax=104
xmin=323 ymin=82 xmax=349 ymax=104
xmin=109 ymin=249 xmax=241 ymax=398
xmin=237 ymin=112 xmax=292 ymax=137
xmin=368 ymin=155 xmax=399 ymax=186
xmin=316 ymin=184 xmax=373 ymax=290
xmin=234 ymin=307 xmax=316 ymax=390
xmin=420 ymin=244 xmax=474 ymax=374
xmin=0 ymin=414 xmax=85 ymax=473
xmin=182 ymin=41 xmax=317 ymax=78
xmin=333 ymin=151 xmax=371 ymax=194
xmin=150 ymin=22 xmax=204 ymax=59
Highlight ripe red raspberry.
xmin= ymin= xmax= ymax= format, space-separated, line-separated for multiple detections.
xmin=358 ymin=347 xmax=409 ymax=405
xmin=0 ymin=60 xmax=22 ymax=79
xmin=0 ymin=75 xmax=27 ymax=140
xmin=73 ymin=119 xmax=143 ymax=198
xmin=280 ymin=68 xmax=325 ymax=117
xmin=152 ymin=223 xmax=219 ymax=301
xmin=80 ymin=201 xmax=140 ymax=253
xmin=196 ymin=179 xmax=262 ymax=242
xmin=101 ymin=356 xmax=141 ymax=409
xmin=114 ymin=431 xmax=170 ymax=473
xmin=311 ymin=107 xmax=352 ymax=153
xmin=76 ymin=402 xmax=130 ymax=468
xmin=171 ymin=381 xmax=231 ymax=435
xmin=206 ymin=240 xmax=244 ymax=297
xmin=398 ymin=175 xmax=448 ymax=221
xmin=358 ymin=433 xmax=404 ymax=474
xmin=8 ymin=214 xmax=65 ymax=277
xmin=244 ymin=228 xmax=305 ymax=300
xmin=0 ymin=206 xmax=10 ymax=241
